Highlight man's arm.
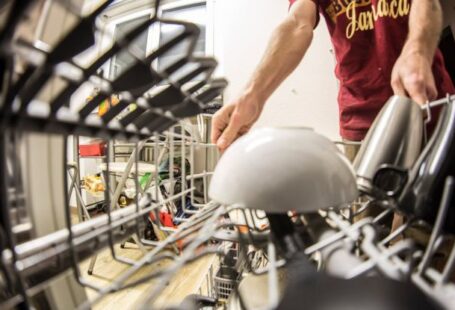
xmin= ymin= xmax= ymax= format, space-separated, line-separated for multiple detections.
xmin=391 ymin=0 xmax=443 ymax=104
xmin=211 ymin=0 xmax=317 ymax=151
xmin=242 ymin=1 xmax=317 ymax=107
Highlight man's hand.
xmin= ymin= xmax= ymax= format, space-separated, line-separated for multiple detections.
xmin=210 ymin=0 xmax=316 ymax=151
xmin=211 ymin=93 xmax=262 ymax=151
xmin=391 ymin=0 xmax=442 ymax=105
xmin=391 ymin=47 xmax=437 ymax=105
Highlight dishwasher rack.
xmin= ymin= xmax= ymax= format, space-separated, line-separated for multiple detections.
xmin=0 ymin=0 xmax=227 ymax=308
xmin=1 ymin=1 xmax=455 ymax=309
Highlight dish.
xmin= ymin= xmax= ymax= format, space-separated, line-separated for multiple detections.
xmin=209 ymin=127 xmax=358 ymax=213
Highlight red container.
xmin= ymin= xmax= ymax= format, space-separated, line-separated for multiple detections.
xmin=79 ymin=141 xmax=106 ymax=157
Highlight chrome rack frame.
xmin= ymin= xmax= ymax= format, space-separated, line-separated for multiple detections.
xmin=2 ymin=2 xmax=455 ymax=309
xmin=0 ymin=1 xmax=226 ymax=308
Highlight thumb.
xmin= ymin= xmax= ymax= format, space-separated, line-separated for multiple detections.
xmin=426 ymin=78 xmax=438 ymax=102
xmin=407 ymin=85 xmax=427 ymax=105
xmin=217 ymin=114 xmax=242 ymax=150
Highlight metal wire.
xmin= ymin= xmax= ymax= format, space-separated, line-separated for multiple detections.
xmin=2 ymin=2 xmax=455 ymax=309
xmin=0 ymin=2 xmax=227 ymax=307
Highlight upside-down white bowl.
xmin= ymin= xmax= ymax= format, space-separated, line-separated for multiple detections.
xmin=209 ymin=128 xmax=358 ymax=213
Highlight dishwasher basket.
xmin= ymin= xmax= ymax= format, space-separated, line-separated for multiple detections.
xmin=214 ymin=266 xmax=239 ymax=301
xmin=1 ymin=1 xmax=455 ymax=309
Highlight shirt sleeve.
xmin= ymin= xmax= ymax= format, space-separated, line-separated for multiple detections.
xmin=288 ymin=0 xmax=320 ymax=28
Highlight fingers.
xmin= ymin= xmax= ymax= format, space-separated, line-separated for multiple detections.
xmin=410 ymin=92 xmax=428 ymax=106
xmin=210 ymin=115 xmax=222 ymax=145
xmin=404 ymin=75 xmax=437 ymax=105
xmin=405 ymin=76 xmax=427 ymax=105
xmin=393 ymin=72 xmax=438 ymax=105
xmin=238 ymin=126 xmax=250 ymax=136
xmin=391 ymin=73 xmax=407 ymax=98
xmin=211 ymin=104 xmax=246 ymax=151
xmin=211 ymin=105 xmax=235 ymax=145
xmin=211 ymin=100 xmax=259 ymax=151
xmin=217 ymin=128 xmax=250 ymax=155
xmin=217 ymin=111 xmax=243 ymax=151
xmin=391 ymin=52 xmax=438 ymax=105
xmin=426 ymin=77 xmax=438 ymax=102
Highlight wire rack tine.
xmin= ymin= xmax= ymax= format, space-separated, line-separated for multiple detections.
xmin=346 ymin=237 xmax=416 ymax=279
xmin=303 ymin=216 xmax=372 ymax=255
xmin=62 ymin=136 xmax=103 ymax=292
xmin=138 ymin=206 xmax=226 ymax=308
xmin=441 ymin=243 xmax=455 ymax=284
xmin=0 ymin=0 xmax=233 ymax=307
xmin=80 ymin=203 xmax=222 ymax=309
xmin=4 ymin=130 xmax=33 ymax=308
xmin=418 ymin=176 xmax=454 ymax=275
xmin=133 ymin=140 xmax=146 ymax=247
xmin=103 ymin=139 xmax=136 ymax=266
xmin=117 ymin=247 xmax=223 ymax=292
xmin=170 ymin=126 xmax=175 ymax=199
xmin=180 ymin=121 xmax=187 ymax=214
xmin=380 ymin=221 xmax=412 ymax=246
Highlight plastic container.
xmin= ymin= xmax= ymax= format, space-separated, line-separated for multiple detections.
xmin=79 ymin=141 xmax=106 ymax=157
xmin=214 ymin=266 xmax=239 ymax=301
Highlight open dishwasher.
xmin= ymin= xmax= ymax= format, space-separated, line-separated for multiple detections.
xmin=1 ymin=1 xmax=455 ymax=309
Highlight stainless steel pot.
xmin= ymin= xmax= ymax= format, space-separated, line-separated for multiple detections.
xmin=353 ymin=96 xmax=424 ymax=194
xmin=396 ymin=98 xmax=455 ymax=233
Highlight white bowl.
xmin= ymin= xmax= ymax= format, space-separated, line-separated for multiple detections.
xmin=209 ymin=128 xmax=358 ymax=213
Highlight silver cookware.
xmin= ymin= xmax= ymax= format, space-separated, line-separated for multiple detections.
xmin=353 ymin=96 xmax=424 ymax=194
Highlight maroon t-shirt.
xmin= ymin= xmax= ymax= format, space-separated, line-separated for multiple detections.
xmin=289 ymin=0 xmax=455 ymax=140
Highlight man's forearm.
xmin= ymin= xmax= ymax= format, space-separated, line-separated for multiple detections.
xmin=404 ymin=0 xmax=442 ymax=59
xmin=244 ymin=4 xmax=315 ymax=108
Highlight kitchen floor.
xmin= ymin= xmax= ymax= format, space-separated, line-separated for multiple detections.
xmin=72 ymin=211 xmax=217 ymax=309
xmin=79 ymin=244 xmax=216 ymax=309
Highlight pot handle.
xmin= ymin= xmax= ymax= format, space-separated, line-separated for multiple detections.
xmin=372 ymin=164 xmax=409 ymax=198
